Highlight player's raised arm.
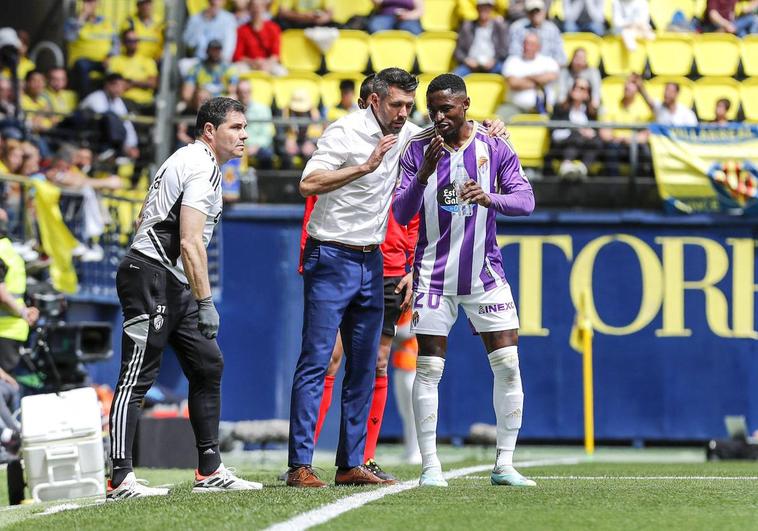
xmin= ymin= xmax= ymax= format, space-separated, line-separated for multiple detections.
xmin=393 ymin=136 xmax=442 ymax=224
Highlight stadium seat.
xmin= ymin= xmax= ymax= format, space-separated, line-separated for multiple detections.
xmin=416 ymin=32 xmax=457 ymax=74
xmin=331 ymin=0 xmax=374 ymax=25
xmin=320 ymin=72 xmax=365 ymax=109
xmin=324 ymin=30 xmax=370 ymax=73
xmin=599 ymin=36 xmax=647 ymax=76
xmin=692 ymin=77 xmax=740 ymax=121
xmin=462 ymin=73 xmax=506 ymax=121
xmin=369 ymin=31 xmax=417 ymax=72
xmin=649 ymin=0 xmax=695 ymax=32
xmin=693 ymin=33 xmax=741 ymax=77
xmin=740 ymin=78 xmax=758 ymax=122
xmin=414 ymin=72 xmax=437 ymax=117
xmin=457 ymin=0 xmax=508 ymax=21
xmin=645 ymin=76 xmax=694 ymax=109
xmin=548 ymin=0 xmax=564 ymax=21
xmin=239 ymin=71 xmax=274 ymax=107
xmin=273 ymin=73 xmax=322 ymax=110
xmin=507 ymin=114 xmax=548 ymax=168
xmin=422 ymin=0 xmax=459 ymax=31
xmin=741 ymin=35 xmax=758 ymax=77
xmin=646 ymin=33 xmax=693 ymax=76
xmin=280 ymin=30 xmax=322 ymax=73
xmin=562 ymin=33 xmax=602 ymax=68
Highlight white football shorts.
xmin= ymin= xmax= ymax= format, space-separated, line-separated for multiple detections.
xmin=410 ymin=284 xmax=520 ymax=335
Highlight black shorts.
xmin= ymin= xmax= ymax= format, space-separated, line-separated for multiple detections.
xmin=382 ymin=276 xmax=404 ymax=337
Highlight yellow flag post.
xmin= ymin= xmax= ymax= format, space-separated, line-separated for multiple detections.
xmin=570 ymin=288 xmax=595 ymax=455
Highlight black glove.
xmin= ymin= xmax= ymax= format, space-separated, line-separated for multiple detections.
xmin=197 ymin=296 xmax=220 ymax=339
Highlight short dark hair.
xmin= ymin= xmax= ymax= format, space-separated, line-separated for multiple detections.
xmin=24 ymin=69 xmax=43 ymax=82
xmin=359 ymin=74 xmax=375 ymax=101
xmin=717 ymin=97 xmax=731 ymax=110
xmin=104 ymin=72 xmax=124 ymax=84
xmin=195 ymin=96 xmax=245 ymax=137
xmin=427 ymin=73 xmax=467 ymax=98
xmin=339 ymin=79 xmax=355 ymax=93
xmin=372 ymin=68 xmax=418 ymax=98
xmin=666 ymin=82 xmax=680 ymax=94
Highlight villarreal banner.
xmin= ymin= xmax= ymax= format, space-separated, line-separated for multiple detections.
xmin=649 ymin=124 xmax=758 ymax=215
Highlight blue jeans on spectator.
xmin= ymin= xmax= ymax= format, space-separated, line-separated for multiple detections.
xmin=563 ymin=19 xmax=606 ymax=35
xmin=71 ymin=59 xmax=104 ymax=97
xmin=367 ymin=14 xmax=423 ymax=34
xmin=454 ymin=60 xmax=504 ymax=77
xmin=702 ymin=15 xmax=758 ymax=37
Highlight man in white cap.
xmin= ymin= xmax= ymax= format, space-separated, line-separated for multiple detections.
xmin=508 ymin=0 xmax=566 ymax=65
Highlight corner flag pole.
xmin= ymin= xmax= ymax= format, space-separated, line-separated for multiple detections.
xmin=579 ymin=289 xmax=594 ymax=455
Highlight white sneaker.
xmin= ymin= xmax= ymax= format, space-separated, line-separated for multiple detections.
xmin=419 ymin=468 xmax=448 ymax=487
xmin=192 ymin=464 xmax=263 ymax=492
xmin=106 ymin=472 xmax=170 ymax=501
xmin=490 ymin=466 xmax=537 ymax=487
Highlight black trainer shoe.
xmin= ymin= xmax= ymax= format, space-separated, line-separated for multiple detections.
xmin=364 ymin=459 xmax=396 ymax=481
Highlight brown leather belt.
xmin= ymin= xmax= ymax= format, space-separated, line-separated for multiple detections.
xmin=311 ymin=238 xmax=379 ymax=253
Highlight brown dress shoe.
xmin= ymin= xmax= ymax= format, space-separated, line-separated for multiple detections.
xmin=286 ymin=466 xmax=327 ymax=488
xmin=335 ymin=465 xmax=397 ymax=486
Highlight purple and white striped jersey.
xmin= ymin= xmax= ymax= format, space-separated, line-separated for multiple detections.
xmin=393 ymin=122 xmax=534 ymax=296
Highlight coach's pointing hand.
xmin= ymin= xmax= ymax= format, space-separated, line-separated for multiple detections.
xmin=197 ymin=296 xmax=220 ymax=339
xmin=364 ymin=134 xmax=398 ymax=173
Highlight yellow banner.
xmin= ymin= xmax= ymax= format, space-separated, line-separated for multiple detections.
xmin=649 ymin=125 xmax=758 ymax=215
xmin=33 ymin=181 xmax=79 ymax=294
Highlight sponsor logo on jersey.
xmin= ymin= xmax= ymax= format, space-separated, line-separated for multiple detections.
xmin=412 ymin=310 xmax=419 ymax=327
xmin=478 ymin=302 xmax=515 ymax=315
xmin=153 ymin=315 xmax=164 ymax=330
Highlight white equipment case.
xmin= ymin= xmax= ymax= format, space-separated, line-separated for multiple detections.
xmin=20 ymin=387 xmax=106 ymax=502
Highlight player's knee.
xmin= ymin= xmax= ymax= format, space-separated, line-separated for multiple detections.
xmin=415 ymin=355 xmax=445 ymax=385
xmin=488 ymin=346 xmax=520 ymax=385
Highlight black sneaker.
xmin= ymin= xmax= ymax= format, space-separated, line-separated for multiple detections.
xmin=364 ymin=459 xmax=396 ymax=481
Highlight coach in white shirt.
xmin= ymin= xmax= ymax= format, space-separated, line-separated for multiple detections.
xmin=638 ymin=79 xmax=698 ymax=127
xmin=79 ymin=73 xmax=139 ymax=158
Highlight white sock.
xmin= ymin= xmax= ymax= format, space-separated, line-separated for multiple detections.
xmin=393 ymin=368 xmax=420 ymax=462
xmin=413 ymin=356 xmax=445 ymax=473
xmin=488 ymin=346 xmax=523 ymax=469
xmin=0 ymin=428 xmax=12 ymax=443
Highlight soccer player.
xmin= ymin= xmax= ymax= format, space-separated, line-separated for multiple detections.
xmin=107 ymin=97 xmax=262 ymax=500
xmin=393 ymin=73 xmax=536 ymax=488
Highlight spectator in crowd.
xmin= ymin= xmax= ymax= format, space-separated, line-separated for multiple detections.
xmin=0 ymin=77 xmax=18 ymax=122
xmin=176 ymin=87 xmax=211 ymax=148
xmin=509 ymin=0 xmax=566 ymax=65
xmin=183 ymin=0 xmax=238 ymax=64
xmin=182 ymin=40 xmax=239 ymax=103
xmin=611 ymin=0 xmax=654 ymax=51
xmin=326 ymin=79 xmax=359 ymax=121
xmin=504 ymin=0 xmax=552 ymax=21
xmin=711 ymin=98 xmax=732 ymax=126
xmin=453 ymin=0 xmax=509 ymax=77
xmin=5 ymin=31 xmax=35 ymax=82
xmin=277 ymin=0 xmax=335 ymax=29
xmin=702 ymin=0 xmax=758 ymax=36
xmin=232 ymin=0 xmax=253 ymax=25
xmin=550 ymin=77 xmax=601 ymax=180
xmin=236 ymin=79 xmax=274 ymax=168
xmin=557 ymin=47 xmax=600 ymax=108
xmin=637 ymin=78 xmax=697 ymax=126
xmin=19 ymin=141 xmax=43 ymax=180
xmin=0 ymin=140 xmax=23 ymax=175
xmin=457 ymin=0 xmax=508 ymax=21
xmin=233 ymin=0 xmax=286 ymax=76
xmin=79 ymin=73 xmax=140 ymax=160
xmin=281 ymin=89 xmax=321 ymax=166
xmin=107 ymin=29 xmax=159 ymax=112
xmin=64 ymin=0 xmax=117 ymax=97
xmin=122 ymin=0 xmax=165 ymax=61
xmin=20 ymin=70 xmax=54 ymax=132
xmin=563 ymin=0 xmax=605 ymax=34
xmin=499 ymin=31 xmax=559 ymax=120
xmin=599 ymin=74 xmax=652 ymax=176
xmin=44 ymin=67 xmax=78 ymax=116
xmin=367 ymin=0 xmax=424 ymax=34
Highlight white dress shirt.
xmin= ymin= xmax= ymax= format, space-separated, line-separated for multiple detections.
xmin=302 ymin=107 xmax=420 ymax=246
xmin=654 ymin=102 xmax=698 ymax=126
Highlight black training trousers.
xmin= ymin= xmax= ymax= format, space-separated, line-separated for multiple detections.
xmin=109 ymin=250 xmax=223 ymax=463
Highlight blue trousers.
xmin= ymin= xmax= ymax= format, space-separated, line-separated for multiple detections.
xmin=288 ymin=240 xmax=384 ymax=468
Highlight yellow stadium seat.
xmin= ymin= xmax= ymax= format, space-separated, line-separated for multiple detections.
xmin=649 ymin=0 xmax=695 ymax=32
xmin=414 ymin=72 xmax=437 ymax=117
xmin=325 ymin=30 xmax=370 ymax=73
xmin=599 ymin=36 xmax=647 ymax=76
xmin=280 ymin=30 xmax=322 ymax=73
xmin=548 ymin=0 xmax=564 ymax=21
xmin=370 ymin=31 xmax=417 ymax=72
xmin=562 ymin=33 xmax=602 ymax=68
xmin=645 ymin=76 xmax=694 ymax=109
xmin=507 ymin=114 xmax=548 ymax=168
xmin=740 ymin=78 xmax=758 ymax=121
xmin=600 ymin=75 xmax=648 ymax=118
xmin=239 ymin=71 xmax=274 ymax=107
xmin=646 ymin=33 xmax=693 ymax=76
xmin=693 ymin=33 xmax=741 ymax=77
xmin=422 ymin=0 xmax=459 ymax=31
xmin=463 ymin=73 xmax=506 ymax=121
xmin=273 ymin=73 xmax=322 ymax=110
xmin=331 ymin=0 xmax=374 ymax=25
xmin=416 ymin=32 xmax=457 ymax=74
xmin=693 ymin=77 xmax=740 ymax=121
xmin=320 ymin=72 xmax=365 ymax=109
xmin=741 ymin=35 xmax=758 ymax=77
xmin=186 ymin=0 xmax=207 ymax=16
xmin=457 ymin=0 xmax=508 ymax=21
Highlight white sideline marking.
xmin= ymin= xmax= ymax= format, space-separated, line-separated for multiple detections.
xmin=265 ymin=457 xmax=579 ymax=531
xmin=461 ymin=476 xmax=758 ymax=481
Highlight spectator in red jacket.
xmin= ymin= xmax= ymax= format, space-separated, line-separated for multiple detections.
xmin=233 ymin=0 xmax=287 ymax=75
